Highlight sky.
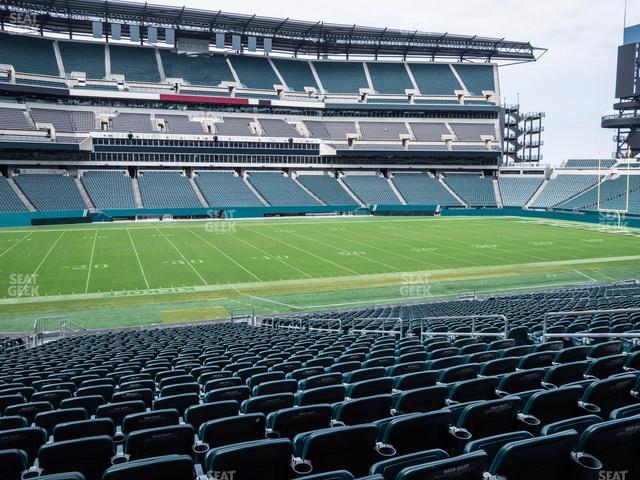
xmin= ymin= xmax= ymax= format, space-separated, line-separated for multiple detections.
xmin=148 ymin=0 xmax=635 ymax=164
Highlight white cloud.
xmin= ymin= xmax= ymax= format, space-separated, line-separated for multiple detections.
xmin=151 ymin=0 xmax=628 ymax=164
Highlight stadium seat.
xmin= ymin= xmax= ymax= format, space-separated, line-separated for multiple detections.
xmin=395 ymin=451 xmax=489 ymax=480
xmin=464 ymin=431 xmax=533 ymax=465
xmin=393 ymin=386 xmax=448 ymax=414
xmin=240 ymin=393 xmax=294 ymax=415
xmin=334 ymin=395 xmax=392 ymax=425
xmin=580 ymin=374 xmax=638 ymax=418
xmin=124 ymin=424 xmax=195 ymax=460
xmin=102 ymin=454 xmax=196 ymax=480
xmin=575 ymin=416 xmax=640 ymax=477
xmin=0 ymin=448 xmax=28 ymax=480
xmin=121 ymin=409 xmax=180 ymax=435
xmin=369 ymin=450 xmax=450 ymax=480
xmin=53 ymin=418 xmax=115 ymax=441
xmin=293 ymin=424 xmax=378 ymax=476
xmin=456 ymin=397 xmax=525 ymax=438
xmin=266 ymin=404 xmax=332 ymax=440
xmin=205 ymin=439 xmax=292 ymax=480
xmin=375 ymin=410 xmax=451 ymax=455
xmin=35 ymin=408 xmax=87 ymax=436
xmin=184 ymin=401 xmax=239 ymax=431
xmin=488 ymin=430 xmax=581 ymax=479
xmin=38 ymin=436 xmax=115 ymax=480
xmin=199 ymin=413 xmax=266 ymax=448
xmin=296 ymin=385 xmax=346 ymax=406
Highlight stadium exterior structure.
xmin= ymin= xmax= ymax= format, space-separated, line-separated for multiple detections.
xmin=0 ymin=0 xmax=636 ymax=227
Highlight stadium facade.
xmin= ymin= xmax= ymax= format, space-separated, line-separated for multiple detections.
xmin=0 ymin=0 xmax=635 ymax=224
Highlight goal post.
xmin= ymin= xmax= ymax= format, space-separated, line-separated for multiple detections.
xmin=596 ymin=148 xmax=631 ymax=227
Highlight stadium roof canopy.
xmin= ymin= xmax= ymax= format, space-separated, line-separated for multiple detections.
xmin=1 ymin=0 xmax=544 ymax=62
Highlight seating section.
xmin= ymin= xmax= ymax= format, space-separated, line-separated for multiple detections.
xmin=449 ymin=123 xmax=495 ymax=141
xmin=498 ymin=177 xmax=543 ymax=207
xmin=367 ymin=63 xmax=413 ymax=94
xmin=409 ymin=64 xmax=461 ymax=96
xmin=304 ymin=121 xmax=358 ymax=141
xmin=247 ymin=171 xmax=321 ymax=207
xmin=565 ymin=159 xmax=616 ymax=169
xmin=230 ymin=56 xmax=279 ymax=90
xmin=0 ymin=33 xmax=59 ymax=76
xmin=272 ymin=59 xmax=319 ymax=92
xmin=392 ymin=173 xmax=462 ymax=206
xmin=58 ymin=41 xmax=106 ymax=79
xmin=159 ymin=115 xmax=205 ymax=135
xmin=30 ymin=109 xmax=95 ymax=133
xmin=313 ymin=62 xmax=369 ymax=93
xmin=408 ymin=123 xmax=449 ymax=141
xmin=342 ymin=175 xmax=402 ymax=205
xmin=530 ymin=175 xmax=598 ymax=209
xmin=14 ymin=174 xmax=86 ymax=211
xmin=558 ymin=175 xmax=640 ymax=215
xmin=0 ymin=176 xmax=28 ymax=212
xmin=138 ymin=171 xmax=202 ymax=209
xmin=443 ymin=173 xmax=497 ymax=207
xmin=359 ymin=122 xmax=409 ymax=141
xmin=453 ymin=65 xmax=495 ymax=96
xmin=160 ymin=51 xmax=234 ymax=87
xmin=297 ymin=175 xmax=358 ymax=206
xmin=0 ymin=280 xmax=639 ymax=479
xmin=111 ymin=113 xmax=154 ymax=133
xmin=195 ymin=171 xmax=263 ymax=208
xmin=259 ymin=119 xmax=302 ymax=138
xmin=81 ymin=171 xmax=136 ymax=210
xmin=0 ymin=108 xmax=33 ymax=130
xmin=216 ymin=118 xmax=256 ymax=136
xmin=109 ymin=45 xmax=160 ymax=83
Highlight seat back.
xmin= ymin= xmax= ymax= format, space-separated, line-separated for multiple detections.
xmin=102 ymin=454 xmax=195 ymax=480
xmin=394 ymin=386 xmax=447 ymax=415
xmin=576 ymin=416 xmax=640 ymax=477
xmin=124 ymin=424 xmax=195 ymax=460
xmin=121 ymin=408 xmax=180 ymax=435
xmin=489 ymin=430 xmax=579 ymax=479
xmin=457 ymin=397 xmax=522 ymax=438
xmin=335 ymin=395 xmax=392 ymax=425
xmin=38 ymin=435 xmax=115 ymax=480
xmin=184 ymin=400 xmax=239 ymax=431
xmin=266 ymin=404 xmax=332 ymax=440
xmin=396 ymin=451 xmax=488 ymax=480
xmin=199 ymin=413 xmax=266 ymax=448
xmin=298 ymin=424 xmax=378 ymax=477
xmin=53 ymin=417 xmax=115 ymax=441
xmin=369 ymin=449 xmax=449 ymax=480
xmin=205 ymin=438 xmax=292 ymax=480
xmin=378 ymin=410 xmax=451 ymax=455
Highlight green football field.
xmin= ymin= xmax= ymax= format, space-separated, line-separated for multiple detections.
xmin=1 ymin=215 xmax=639 ymax=332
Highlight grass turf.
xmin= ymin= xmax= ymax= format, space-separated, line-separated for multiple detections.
xmin=0 ymin=215 xmax=639 ymax=332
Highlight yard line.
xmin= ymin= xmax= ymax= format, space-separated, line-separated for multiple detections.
xmin=187 ymin=228 xmax=262 ymax=282
xmin=0 ymin=232 xmax=32 ymax=258
xmin=246 ymin=295 xmax=301 ymax=310
xmin=248 ymin=227 xmax=361 ymax=276
xmin=17 ymin=231 xmax=65 ymax=298
xmin=573 ymin=269 xmax=598 ymax=282
xmin=285 ymin=229 xmax=404 ymax=272
xmin=126 ymin=228 xmax=150 ymax=289
xmin=84 ymin=230 xmax=98 ymax=294
xmin=231 ymin=234 xmax=313 ymax=279
xmin=297 ymin=225 xmax=443 ymax=269
xmin=155 ymin=228 xmax=208 ymax=286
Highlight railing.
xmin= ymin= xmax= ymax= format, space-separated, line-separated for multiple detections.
xmin=349 ymin=317 xmax=403 ymax=337
xmin=33 ymin=316 xmax=87 ymax=345
xmin=411 ymin=315 xmax=509 ymax=340
xmin=540 ymin=307 xmax=640 ymax=343
xmin=307 ymin=318 xmax=343 ymax=333
xmin=230 ymin=308 xmax=256 ymax=325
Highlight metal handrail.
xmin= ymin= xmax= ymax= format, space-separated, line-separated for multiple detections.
xmin=541 ymin=307 xmax=640 ymax=342
xmin=307 ymin=318 xmax=343 ymax=333
xmin=412 ymin=314 xmax=509 ymax=340
xmin=349 ymin=317 xmax=404 ymax=337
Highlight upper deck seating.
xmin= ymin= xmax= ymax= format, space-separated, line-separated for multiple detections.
xmin=313 ymin=62 xmax=368 ymax=93
xmin=58 ymin=41 xmax=106 ymax=79
xmin=160 ymin=51 xmax=234 ymax=87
